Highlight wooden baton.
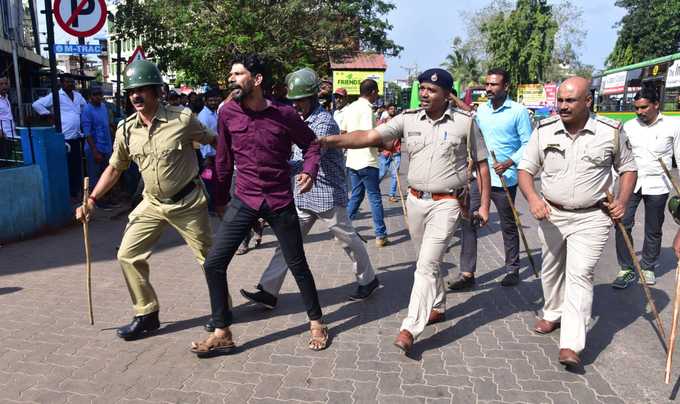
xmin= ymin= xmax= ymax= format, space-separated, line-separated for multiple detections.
xmin=606 ymin=191 xmax=666 ymax=343
xmin=82 ymin=177 xmax=94 ymax=325
xmin=491 ymin=151 xmax=539 ymax=278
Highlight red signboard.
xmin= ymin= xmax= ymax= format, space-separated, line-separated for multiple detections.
xmin=53 ymin=0 xmax=107 ymax=38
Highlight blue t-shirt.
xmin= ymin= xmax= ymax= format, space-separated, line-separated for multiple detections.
xmin=82 ymin=103 xmax=113 ymax=154
xmin=475 ymin=97 xmax=533 ymax=187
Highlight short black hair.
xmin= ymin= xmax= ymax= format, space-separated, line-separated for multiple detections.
xmin=359 ymin=79 xmax=378 ymax=96
xmin=487 ymin=68 xmax=510 ymax=85
xmin=233 ymin=53 xmax=271 ymax=87
xmin=386 ymin=103 xmax=396 ymax=109
xmin=634 ymin=87 xmax=659 ymax=103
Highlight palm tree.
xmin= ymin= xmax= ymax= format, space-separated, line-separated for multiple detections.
xmin=441 ymin=37 xmax=483 ymax=90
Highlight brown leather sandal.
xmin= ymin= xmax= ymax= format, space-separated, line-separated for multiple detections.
xmin=308 ymin=323 xmax=328 ymax=351
xmin=191 ymin=332 xmax=236 ymax=358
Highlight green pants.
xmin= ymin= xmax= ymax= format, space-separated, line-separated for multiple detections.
xmin=117 ymin=186 xmax=212 ymax=316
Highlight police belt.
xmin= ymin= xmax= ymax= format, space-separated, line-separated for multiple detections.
xmin=544 ymin=198 xmax=607 ymax=212
xmin=409 ymin=187 xmax=461 ymax=201
xmin=157 ymin=179 xmax=197 ymax=204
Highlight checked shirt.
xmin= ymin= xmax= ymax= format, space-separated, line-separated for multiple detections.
xmin=291 ymin=104 xmax=348 ymax=213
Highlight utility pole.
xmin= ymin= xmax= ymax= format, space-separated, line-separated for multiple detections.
xmin=42 ymin=0 xmax=61 ymax=133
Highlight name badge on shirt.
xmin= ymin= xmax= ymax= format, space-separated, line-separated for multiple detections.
xmin=407 ymin=131 xmax=422 ymax=137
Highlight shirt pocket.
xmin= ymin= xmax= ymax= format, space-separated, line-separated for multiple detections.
xmin=578 ymin=147 xmax=612 ymax=173
xmin=438 ymin=136 xmax=463 ymax=160
xmin=542 ymin=144 xmax=566 ymax=176
xmin=405 ymin=135 xmax=426 ymax=154
xmin=650 ymin=135 xmax=673 ymax=155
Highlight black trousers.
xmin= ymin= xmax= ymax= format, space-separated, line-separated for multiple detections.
xmin=460 ymin=181 xmax=520 ymax=274
xmin=204 ymin=197 xmax=322 ymax=328
xmin=66 ymin=138 xmax=84 ymax=199
xmin=615 ymin=190 xmax=668 ymax=270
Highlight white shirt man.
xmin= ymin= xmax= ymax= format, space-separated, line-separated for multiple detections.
xmin=0 ymin=77 xmax=14 ymax=138
xmin=32 ymin=88 xmax=86 ymax=140
xmin=612 ymin=89 xmax=680 ymax=289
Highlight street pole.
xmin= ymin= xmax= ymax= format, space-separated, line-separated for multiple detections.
xmin=78 ymin=37 xmax=86 ymax=88
xmin=28 ymin=0 xmax=41 ymax=54
xmin=43 ymin=0 xmax=61 ymax=133
xmin=11 ymin=41 xmax=24 ymax=125
xmin=116 ymin=37 xmax=121 ymax=114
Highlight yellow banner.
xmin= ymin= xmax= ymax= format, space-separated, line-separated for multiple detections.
xmin=333 ymin=71 xmax=384 ymax=95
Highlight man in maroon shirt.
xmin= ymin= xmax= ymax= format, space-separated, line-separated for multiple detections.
xmin=191 ymin=54 xmax=328 ymax=356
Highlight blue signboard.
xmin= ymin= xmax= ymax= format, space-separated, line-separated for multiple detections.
xmin=54 ymin=44 xmax=102 ymax=54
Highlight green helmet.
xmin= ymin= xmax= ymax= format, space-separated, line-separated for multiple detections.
xmin=123 ymin=60 xmax=163 ymax=91
xmin=669 ymin=196 xmax=680 ymax=225
xmin=285 ymin=67 xmax=320 ymax=100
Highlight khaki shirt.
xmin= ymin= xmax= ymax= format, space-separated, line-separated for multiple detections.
xmin=110 ymin=104 xmax=216 ymax=199
xmin=518 ymin=115 xmax=637 ymax=209
xmin=376 ymin=106 xmax=488 ymax=193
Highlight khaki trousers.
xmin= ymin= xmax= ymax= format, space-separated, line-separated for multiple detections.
xmin=259 ymin=206 xmax=375 ymax=296
xmin=538 ymin=206 xmax=611 ymax=353
xmin=401 ymin=193 xmax=460 ymax=339
xmin=117 ymin=186 xmax=212 ymax=316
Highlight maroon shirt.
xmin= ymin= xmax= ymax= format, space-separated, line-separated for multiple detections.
xmin=215 ymin=99 xmax=320 ymax=210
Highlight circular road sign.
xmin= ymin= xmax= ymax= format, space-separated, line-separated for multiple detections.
xmin=53 ymin=0 xmax=107 ymax=38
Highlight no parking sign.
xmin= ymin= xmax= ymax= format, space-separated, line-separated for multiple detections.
xmin=54 ymin=0 xmax=107 ymax=38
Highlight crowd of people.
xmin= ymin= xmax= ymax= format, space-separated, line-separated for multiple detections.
xmin=5 ymin=50 xmax=679 ymax=370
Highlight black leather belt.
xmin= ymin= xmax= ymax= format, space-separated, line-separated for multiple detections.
xmin=158 ymin=179 xmax=196 ymax=204
xmin=545 ymin=198 xmax=606 ymax=212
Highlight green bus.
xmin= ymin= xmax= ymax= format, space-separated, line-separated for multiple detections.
xmin=592 ymin=52 xmax=680 ymax=122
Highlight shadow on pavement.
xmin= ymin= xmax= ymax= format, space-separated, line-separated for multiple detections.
xmin=0 ymin=286 xmax=22 ymax=295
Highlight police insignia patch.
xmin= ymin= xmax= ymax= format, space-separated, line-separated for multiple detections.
xmin=431 ymin=73 xmax=438 ymax=82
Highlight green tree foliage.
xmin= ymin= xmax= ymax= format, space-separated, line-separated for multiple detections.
xmin=480 ymin=0 xmax=557 ymax=86
xmin=113 ymin=0 xmax=402 ymax=85
xmin=441 ymin=37 xmax=483 ymax=90
xmin=606 ymin=0 xmax=680 ymax=68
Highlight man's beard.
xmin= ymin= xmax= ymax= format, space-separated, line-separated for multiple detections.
xmin=229 ymin=84 xmax=251 ymax=102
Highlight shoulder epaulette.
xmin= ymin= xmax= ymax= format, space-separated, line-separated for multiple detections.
xmin=537 ymin=115 xmax=560 ymax=128
xmin=596 ymin=115 xmax=622 ymax=129
xmin=401 ymin=107 xmax=423 ymax=114
xmin=453 ymin=107 xmax=473 ymax=117
xmin=117 ymin=114 xmax=136 ymax=128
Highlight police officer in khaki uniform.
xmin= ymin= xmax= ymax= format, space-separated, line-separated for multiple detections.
xmin=319 ymin=68 xmax=491 ymax=354
xmin=76 ymin=60 xmax=218 ymax=340
xmin=518 ymin=76 xmax=637 ymax=367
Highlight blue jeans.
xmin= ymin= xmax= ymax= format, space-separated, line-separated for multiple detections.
xmin=378 ymin=153 xmax=401 ymax=197
xmin=347 ymin=166 xmax=387 ymax=238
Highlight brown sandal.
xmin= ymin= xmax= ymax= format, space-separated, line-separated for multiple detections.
xmin=308 ymin=323 xmax=328 ymax=351
xmin=191 ymin=332 xmax=236 ymax=358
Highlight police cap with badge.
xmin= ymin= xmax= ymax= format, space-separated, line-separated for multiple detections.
xmin=417 ymin=68 xmax=454 ymax=92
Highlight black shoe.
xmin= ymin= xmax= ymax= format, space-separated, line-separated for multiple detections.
xmin=204 ymin=318 xmax=215 ymax=332
xmin=447 ymin=274 xmax=475 ymax=291
xmin=240 ymin=285 xmax=277 ymax=309
xmin=348 ymin=277 xmax=380 ymax=301
xmin=116 ymin=311 xmax=160 ymax=340
xmin=501 ymin=272 xmax=520 ymax=287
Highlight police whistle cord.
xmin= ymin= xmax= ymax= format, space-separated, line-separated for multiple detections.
xmin=665 ymin=261 xmax=680 ymax=384
xmin=82 ymin=177 xmax=94 ymax=325
xmin=491 ymin=151 xmax=539 ymax=278
xmin=606 ymin=191 xmax=666 ymax=345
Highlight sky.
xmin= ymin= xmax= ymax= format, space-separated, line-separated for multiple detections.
xmin=383 ymin=0 xmax=626 ymax=80
xmin=40 ymin=0 xmax=626 ymax=78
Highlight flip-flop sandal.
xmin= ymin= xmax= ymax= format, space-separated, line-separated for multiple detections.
xmin=235 ymin=245 xmax=248 ymax=255
xmin=190 ymin=334 xmax=236 ymax=358
xmin=308 ymin=323 xmax=328 ymax=351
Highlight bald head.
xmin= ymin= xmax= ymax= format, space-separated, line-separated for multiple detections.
xmin=557 ymin=76 xmax=592 ymax=130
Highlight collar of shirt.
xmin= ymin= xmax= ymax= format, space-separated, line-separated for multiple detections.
xmin=485 ymin=96 xmax=513 ymax=113
xmin=133 ymin=104 xmax=169 ymax=128
xmin=305 ymin=103 xmax=325 ymax=123
xmin=553 ymin=115 xmax=598 ymax=137
xmin=416 ymin=104 xmax=454 ymax=124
